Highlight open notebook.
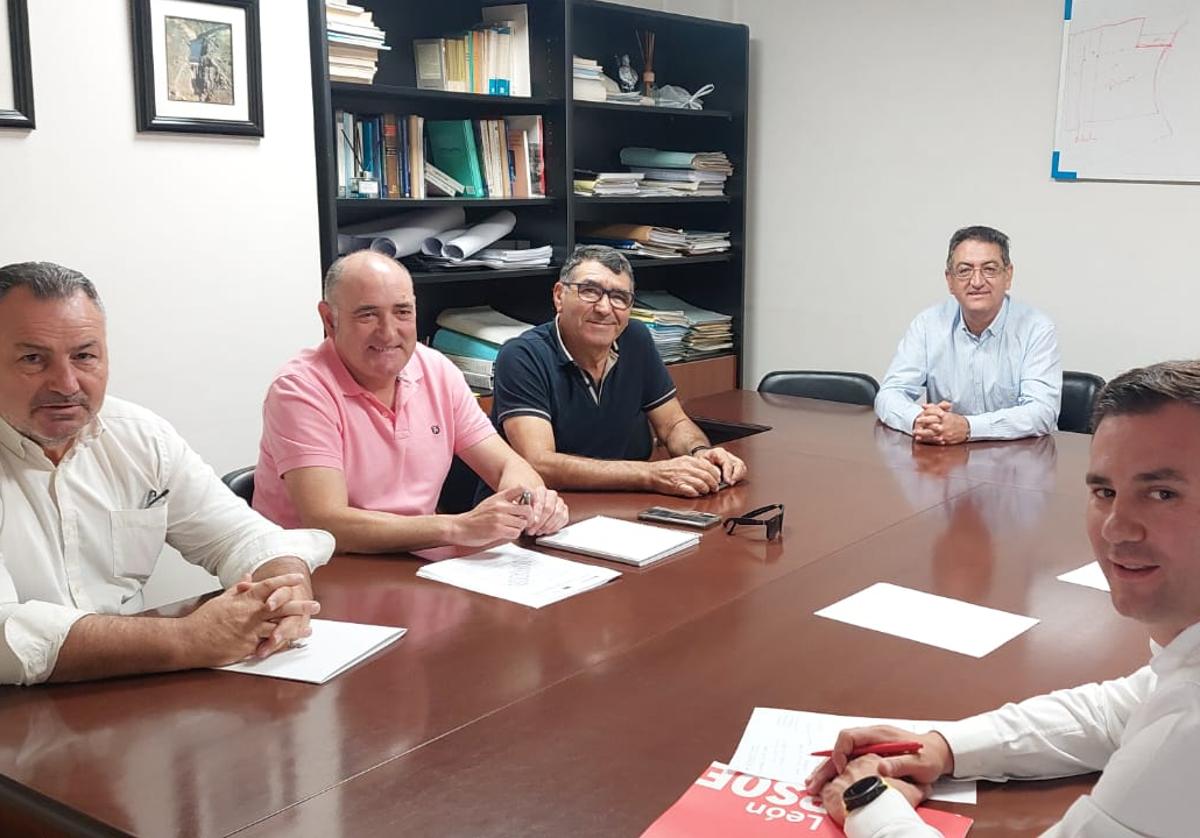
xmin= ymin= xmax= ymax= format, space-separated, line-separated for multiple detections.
xmin=536 ymin=515 xmax=700 ymax=567
xmin=216 ymin=619 xmax=406 ymax=684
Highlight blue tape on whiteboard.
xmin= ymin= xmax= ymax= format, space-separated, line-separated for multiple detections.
xmin=1052 ymin=151 xmax=1078 ymax=180
xmin=1064 ymin=0 xmax=1073 ymax=20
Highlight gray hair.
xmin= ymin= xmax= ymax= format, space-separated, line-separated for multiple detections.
xmin=946 ymin=226 xmax=1011 ymax=269
xmin=1093 ymin=361 xmax=1200 ymax=430
xmin=0 ymin=262 xmax=104 ymax=310
xmin=560 ymin=245 xmax=635 ymax=289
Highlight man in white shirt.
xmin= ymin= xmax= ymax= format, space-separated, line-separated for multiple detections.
xmin=807 ymin=360 xmax=1200 ymax=837
xmin=0 ymin=262 xmax=334 ymax=686
xmin=874 ymin=226 xmax=1062 ymax=445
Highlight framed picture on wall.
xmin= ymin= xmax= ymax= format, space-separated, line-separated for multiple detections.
xmin=0 ymin=0 xmax=35 ymax=129
xmin=130 ymin=0 xmax=263 ymax=136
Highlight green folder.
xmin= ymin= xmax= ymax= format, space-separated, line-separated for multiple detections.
xmin=427 ymin=120 xmax=485 ymax=198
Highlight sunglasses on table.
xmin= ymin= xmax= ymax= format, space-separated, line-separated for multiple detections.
xmin=724 ymin=504 xmax=785 ymax=541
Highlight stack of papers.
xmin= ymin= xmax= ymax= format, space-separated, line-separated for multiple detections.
xmin=436 ymin=305 xmax=533 ymax=345
xmin=573 ymin=170 xmax=644 ymax=197
xmin=536 ymin=515 xmax=700 ymax=567
xmin=217 ymin=619 xmax=406 ymax=684
xmin=620 ymin=147 xmax=734 ymax=175
xmin=728 ymin=707 xmax=978 ymax=805
xmin=635 ymin=291 xmax=734 ymax=359
xmin=629 ymin=167 xmax=728 ymax=197
xmin=325 ymin=2 xmax=389 ymax=84
xmin=416 ymin=543 xmax=621 ymax=608
xmin=573 ymin=55 xmax=606 ymax=102
xmin=432 ymin=307 xmax=534 ymax=391
xmin=578 ymin=223 xmax=730 ymax=257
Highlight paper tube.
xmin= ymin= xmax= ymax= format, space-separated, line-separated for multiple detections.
xmin=443 ymin=211 xmax=517 ymax=260
xmin=340 ymin=206 xmax=467 ymax=258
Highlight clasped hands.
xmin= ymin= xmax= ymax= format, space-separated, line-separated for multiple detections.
xmin=804 ymin=726 xmax=953 ymax=825
xmin=186 ymin=564 xmax=319 ymax=667
xmin=455 ymin=485 xmax=570 ymax=546
xmin=912 ymin=401 xmax=971 ymax=446
xmin=651 ymin=446 xmax=747 ymax=497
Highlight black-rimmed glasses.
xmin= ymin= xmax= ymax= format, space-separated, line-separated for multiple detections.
xmin=724 ymin=504 xmax=785 ymax=541
xmin=562 ymin=280 xmax=634 ymax=311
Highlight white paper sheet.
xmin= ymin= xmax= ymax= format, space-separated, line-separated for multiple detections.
xmin=416 ymin=543 xmax=621 ymax=608
xmin=728 ymin=707 xmax=976 ymax=805
xmin=1057 ymin=561 xmax=1110 ymax=592
xmin=216 ymin=619 xmax=406 ymax=684
xmin=443 ymin=210 xmax=517 ymax=260
xmin=815 ymin=582 xmax=1039 ymax=658
xmin=340 ymin=206 xmax=467 ymax=257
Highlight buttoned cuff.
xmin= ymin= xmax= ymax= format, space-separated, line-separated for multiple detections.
xmin=936 ymin=716 xmax=1002 ymax=779
xmin=2 ymin=601 xmax=92 ymax=685
xmin=216 ymin=529 xmax=335 ymax=588
xmin=844 ymin=787 xmax=933 ymax=838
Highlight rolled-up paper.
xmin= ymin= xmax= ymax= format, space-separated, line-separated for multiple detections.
xmin=421 ymin=228 xmax=468 ymax=257
xmin=340 ymin=206 xmax=467 ymax=258
xmin=443 ymin=211 xmax=518 ymax=261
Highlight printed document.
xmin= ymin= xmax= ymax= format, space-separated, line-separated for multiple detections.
xmin=728 ymin=707 xmax=976 ymax=804
xmin=417 ymin=542 xmax=621 ymax=607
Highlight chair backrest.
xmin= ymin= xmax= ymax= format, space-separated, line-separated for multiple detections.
xmin=1058 ymin=371 xmax=1106 ymax=434
xmin=757 ymin=370 xmax=880 ymax=407
xmin=222 ymin=465 xmax=256 ymax=505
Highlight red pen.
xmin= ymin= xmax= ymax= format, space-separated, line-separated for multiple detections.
xmin=810 ymin=741 xmax=923 ymax=758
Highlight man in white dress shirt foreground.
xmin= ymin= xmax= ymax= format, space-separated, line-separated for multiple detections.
xmin=808 ymin=360 xmax=1200 ymax=837
xmin=0 ymin=262 xmax=333 ymax=685
xmin=874 ymin=226 xmax=1062 ymax=445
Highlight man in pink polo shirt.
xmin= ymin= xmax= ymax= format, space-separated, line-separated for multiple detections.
xmin=253 ymin=251 xmax=568 ymax=552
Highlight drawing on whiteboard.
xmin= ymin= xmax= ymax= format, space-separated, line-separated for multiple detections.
xmin=1061 ymin=16 xmax=1183 ymax=146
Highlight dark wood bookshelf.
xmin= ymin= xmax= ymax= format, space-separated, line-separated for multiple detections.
xmin=309 ymin=0 xmax=749 ymax=390
xmin=337 ymin=197 xmax=562 ymax=209
xmin=573 ymin=195 xmax=731 ymax=204
xmin=572 ymin=101 xmax=733 ymax=120
xmin=410 ymin=266 xmax=560 ymax=285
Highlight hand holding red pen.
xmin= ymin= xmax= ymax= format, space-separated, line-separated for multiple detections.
xmin=811 ymin=740 xmax=924 ymax=758
xmin=804 ymin=726 xmax=955 ymax=798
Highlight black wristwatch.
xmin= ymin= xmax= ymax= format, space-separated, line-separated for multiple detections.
xmin=843 ymin=776 xmax=888 ymax=812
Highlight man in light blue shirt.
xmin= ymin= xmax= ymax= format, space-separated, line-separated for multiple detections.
xmin=875 ymin=226 xmax=1061 ymax=444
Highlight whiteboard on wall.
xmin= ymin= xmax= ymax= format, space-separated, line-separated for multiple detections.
xmin=1052 ymin=0 xmax=1200 ymax=182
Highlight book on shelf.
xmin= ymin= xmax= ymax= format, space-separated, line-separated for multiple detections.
xmin=481 ymin=4 xmax=530 ymax=97
xmin=413 ymin=4 xmax=530 ymax=98
xmin=325 ymin=1 xmax=388 ymax=85
xmin=426 ymin=162 xmax=466 ymax=197
xmin=413 ymin=38 xmax=447 ymax=90
xmin=427 ymin=119 xmax=486 ymax=198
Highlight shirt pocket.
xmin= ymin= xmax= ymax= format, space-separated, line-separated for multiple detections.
xmin=109 ymin=507 xmax=168 ymax=581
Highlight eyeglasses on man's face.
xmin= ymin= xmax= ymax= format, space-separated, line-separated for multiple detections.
xmin=724 ymin=503 xmax=784 ymax=541
xmin=949 ymin=263 xmax=1007 ymax=283
xmin=563 ymin=280 xmax=634 ymax=311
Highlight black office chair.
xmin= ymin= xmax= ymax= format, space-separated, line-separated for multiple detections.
xmin=1059 ymin=371 xmax=1106 ymax=434
xmin=221 ymin=465 xmax=256 ymax=505
xmin=757 ymin=370 xmax=880 ymax=407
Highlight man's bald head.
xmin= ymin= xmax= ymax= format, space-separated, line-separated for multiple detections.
xmin=323 ymin=250 xmax=412 ymax=306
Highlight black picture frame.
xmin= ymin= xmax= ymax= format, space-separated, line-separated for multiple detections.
xmin=0 ymin=0 xmax=35 ymax=129
xmin=130 ymin=0 xmax=263 ymax=136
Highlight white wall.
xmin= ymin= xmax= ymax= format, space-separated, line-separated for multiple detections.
xmin=731 ymin=0 xmax=1200 ymax=385
xmin=626 ymin=0 xmax=1200 ymax=385
xmin=0 ymin=1 xmax=323 ymax=605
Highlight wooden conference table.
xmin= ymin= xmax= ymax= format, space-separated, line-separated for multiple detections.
xmin=0 ymin=392 xmax=1149 ymax=837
